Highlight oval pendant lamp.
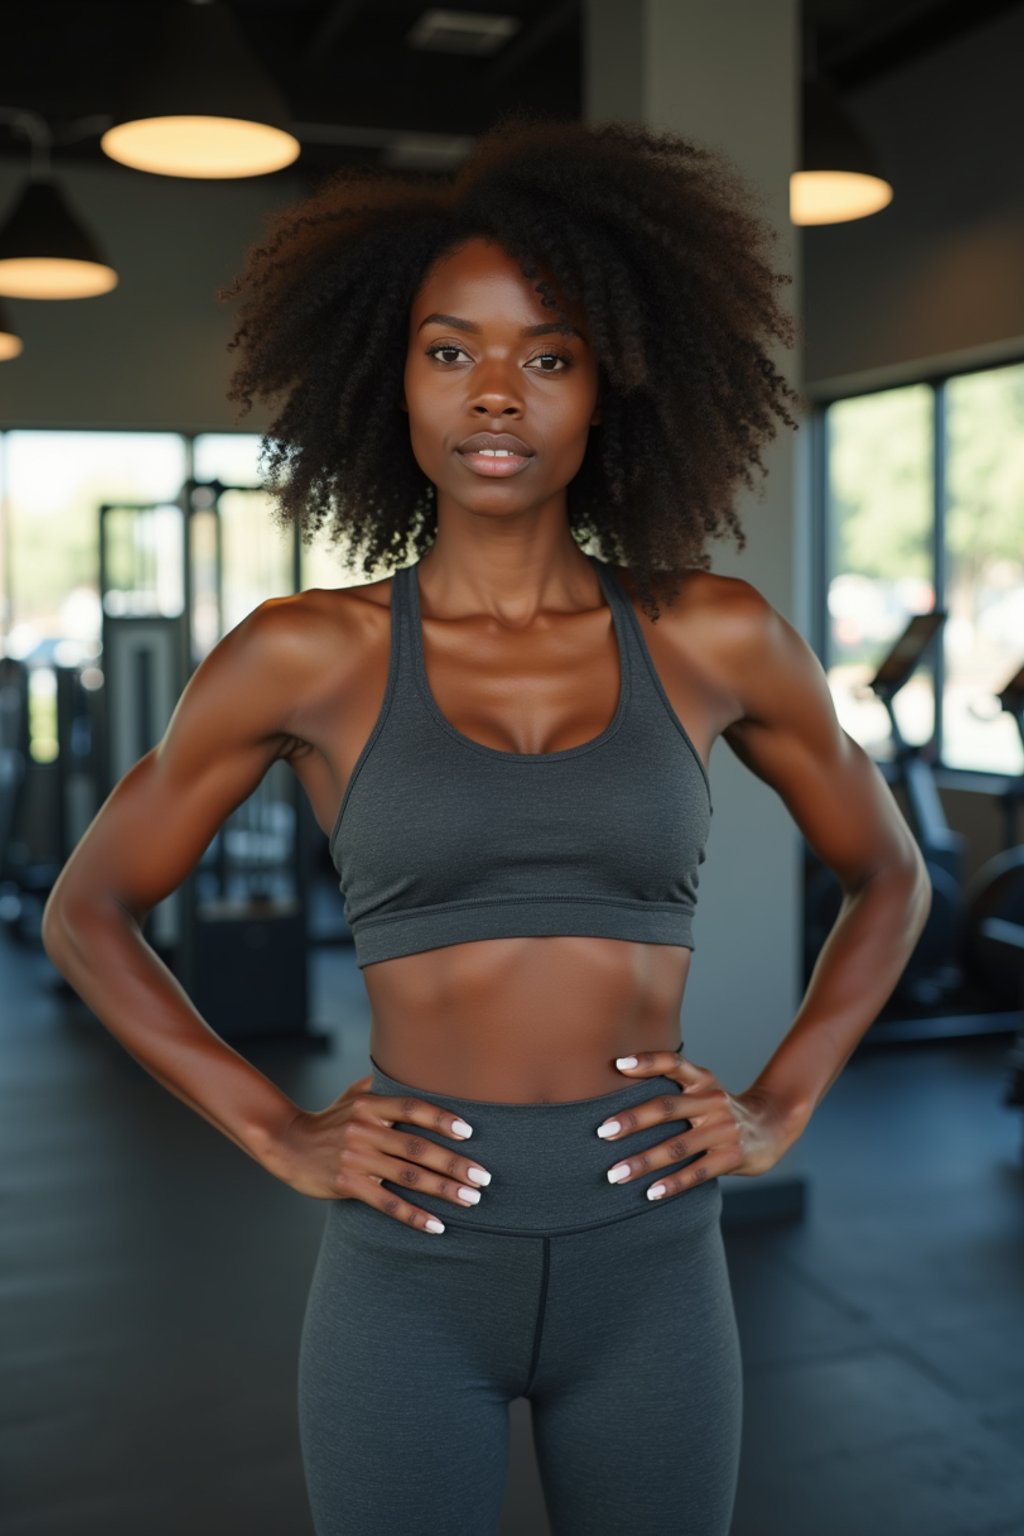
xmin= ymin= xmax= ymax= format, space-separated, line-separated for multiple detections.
xmin=792 ymin=76 xmax=893 ymax=226
xmin=0 ymin=297 xmax=23 ymax=359
xmin=100 ymin=0 xmax=300 ymax=179
xmin=0 ymin=178 xmax=117 ymax=300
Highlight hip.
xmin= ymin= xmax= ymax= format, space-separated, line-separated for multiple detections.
xmin=359 ymin=1052 xmax=721 ymax=1238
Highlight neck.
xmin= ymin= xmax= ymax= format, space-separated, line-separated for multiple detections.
xmin=416 ymin=533 xmax=598 ymax=623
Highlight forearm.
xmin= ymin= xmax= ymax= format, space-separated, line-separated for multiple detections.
xmin=42 ymin=896 xmax=302 ymax=1168
xmin=748 ymin=856 xmax=932 ymax=1131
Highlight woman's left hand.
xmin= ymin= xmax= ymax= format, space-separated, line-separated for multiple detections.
xmin=598 ymin=1048 xmax=806 ymax=1200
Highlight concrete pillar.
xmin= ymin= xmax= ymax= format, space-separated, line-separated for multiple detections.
xmin=585 ymin=0 xmax=810 ymax=1214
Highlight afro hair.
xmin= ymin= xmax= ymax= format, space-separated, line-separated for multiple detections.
xmin=219 ymin=111 xmax=803 ymax=620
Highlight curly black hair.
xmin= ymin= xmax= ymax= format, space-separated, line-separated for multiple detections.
xmin=218 ymin=111 xmax=803 ymax=621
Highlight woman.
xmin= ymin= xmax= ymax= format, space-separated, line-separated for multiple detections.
xmin=42 ymin=116 xmax=931 ymax=1535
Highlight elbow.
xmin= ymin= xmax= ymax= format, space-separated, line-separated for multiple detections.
xmin=41 ymin=862 xmax=80 ymax=960
xmin=41 ymin=895 xmax=74 ymax=965
xmin=904 ymin=839 xmax=932 ymax=903
xmin=41 ymin=887 xmax=102 ymax=964
xmin=845 ymin=841 xmax=929 ymax=902
xmin=40 ymin=891 xmax=63 ymax=957
xmin=42 ymin=887 xmax=137 ymax=966
xmin=853 ymin=844 xmax=931 ymax=919
xmin=891 ymin=845 xmax=933 ymax=935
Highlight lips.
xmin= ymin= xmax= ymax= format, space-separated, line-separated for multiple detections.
xmin=457 ymin=448 xmax=533 ymax=478
xmin=455 ymin=430 xmax=535 ymax=479
xmin=457 ymin=432 xmax=534 ymax=456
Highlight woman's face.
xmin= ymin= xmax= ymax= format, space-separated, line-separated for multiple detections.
xmin=403 ymin=236 xmax=602 ymax=521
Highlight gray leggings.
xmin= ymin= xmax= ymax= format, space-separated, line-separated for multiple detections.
xmin=298 ymin=1056 xmax=743 ymax=1535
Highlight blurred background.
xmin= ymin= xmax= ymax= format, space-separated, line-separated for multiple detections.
xmin=1 ymin=2 xmax=1022 ymax=1533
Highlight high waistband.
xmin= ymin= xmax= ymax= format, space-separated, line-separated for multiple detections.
xmin=367 ymin=1055 xmax=720 ymax=1237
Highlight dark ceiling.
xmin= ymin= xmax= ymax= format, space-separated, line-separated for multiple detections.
xmin=0 ymin=0 xmax=1020 ymax=180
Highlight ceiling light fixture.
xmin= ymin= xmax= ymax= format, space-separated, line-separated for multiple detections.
xmin=0 ymin=108 xmax=117 ymax=301
xmin=0 ymin=297 xmax=23 ymax=360
xmin=792 ymin=76 xmax=893 ymax=225
xmin=791 ymin=19 xmax=892 ymax=227
xmin=100 ymin=0 xmax=300 ymax=180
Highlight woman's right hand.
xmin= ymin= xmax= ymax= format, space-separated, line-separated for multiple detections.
xmin=267 ymin=1073 xmax=493 ymax=1233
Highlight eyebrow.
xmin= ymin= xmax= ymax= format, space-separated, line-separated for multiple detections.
xmin=417 ymin=312 xmax=585 ymax=341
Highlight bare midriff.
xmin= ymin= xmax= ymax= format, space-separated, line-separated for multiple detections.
xmin=364 ymin=935 xmax=691 ymax=1102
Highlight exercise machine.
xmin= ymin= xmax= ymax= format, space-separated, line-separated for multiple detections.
xmin=804 ymin=610 xmax=967 ymax=1010
xmin=98 ymin=481 xmax=324 ymax=1046
xmin=962 ymin=659 xmax=1024 ymax=1008
xmin=0 ymin=653 xmax=100 ymax=947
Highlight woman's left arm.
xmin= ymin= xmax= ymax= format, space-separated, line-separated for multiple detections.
xmin=599 ymin=579 xmax=932 ymax=1191
xmin=716 ymin=580 xmax=932 ymax=1146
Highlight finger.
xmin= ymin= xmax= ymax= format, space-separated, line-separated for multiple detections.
xmin=597 ymin=1073 xmax=714 ymax=1140
xmin=645 ymin=1142 xmax=741 ymax=1201
xmin=598 ymin=1077 xmax=734 ymax=1141
xmin=344 ymin=1173 xmax=450 ymax=1235
xmin=375 ymin=1146 xmax=489 ymax=1209
xmin=380 ymin=1127 xmax=493 ymax=1197
xmin=615 ymin=1048 xmax=681 ymax=1074
xmin=596 ymin=1087 xmax=692 ymax=1143
xmin=347 ymin=1112 xmax=493 ymax=1193
xmin=364 ymin=1090 xmax=478 ymax=1143
xmin=605 ymin=1118 xmax=741 ymax=1187
xmin=616 ymin=1048 xmax=705 ymax=1086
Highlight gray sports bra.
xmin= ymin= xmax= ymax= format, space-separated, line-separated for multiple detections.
xmin=329 ymin=554 xmax=713 ymax=969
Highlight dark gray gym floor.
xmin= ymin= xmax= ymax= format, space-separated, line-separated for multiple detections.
xmin=2 ymin=933 xmax=1023 ymax=1536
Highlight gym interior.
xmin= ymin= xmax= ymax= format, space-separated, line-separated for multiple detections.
xmin=1 ymin=3 xmax=1022 ymax=1533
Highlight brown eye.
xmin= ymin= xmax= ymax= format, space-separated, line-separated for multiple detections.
xmin=425 ymin=343 xmax=468 ymax=364
xmin=424 ymin=343 xmax=572 ymax=372
xmin=528 ymin=353 xmax=572 ymax=372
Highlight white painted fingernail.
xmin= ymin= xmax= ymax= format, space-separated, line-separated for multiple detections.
xmin=607 ymin=1163 xmax=630 ymax=1184
xmin=467 ymin=1167 xmax=491 ymax=1185
xmin=426 ymin=1218 xmax=445 ymax=1233
xmin=597 ymin=1120 xmax=621 ymax=1138
xmin=452 ymin=1119 xmax=473 ymax=1138
xmin=647 ymin=1183 xmax=667 ymax=1201
xmin=458 ymin=1186 xmax=481 ymax=1205
xmin=616 ymin=1056 xmax=638 ymax=1069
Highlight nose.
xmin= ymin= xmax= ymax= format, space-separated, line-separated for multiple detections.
xmin=470 ymin=402 xmax=522 ymax=419
xmin=467 ymin=359 xmax=524 ymax=415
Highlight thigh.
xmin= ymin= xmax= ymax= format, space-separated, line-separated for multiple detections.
xmin=530 ymin=1182 xmax=743 ymax=1536
xmin=297 ymin=1198 xmax=541 ymax=1536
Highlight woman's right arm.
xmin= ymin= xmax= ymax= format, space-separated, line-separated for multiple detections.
xmin=41 ymin=598 xmax=310 ymax=1173
xmin=41 ymin=596 xmax=495 ymax=1227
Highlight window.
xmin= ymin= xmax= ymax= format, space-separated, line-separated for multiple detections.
xmin=821 ymin=360 xmax=1024 ymax=777
xmin=2 ymin=431 xmax=187 ymax=762
xmin=944 ymin=365 xmax=1024 ymax=774
xmin=4 ymin=430 xmax=187 ymax=655
xmin=823 ymin=384 xmax=935 ymax=760
xmin=0 ymin=428 xmax=396 ymax=761
xmin=192 ymin=431 xmax=369 ymax=602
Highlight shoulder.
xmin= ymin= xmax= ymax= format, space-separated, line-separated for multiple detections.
xmin=195 ymin=579 xmax=390 ymax=737
xmin=611 ymin=560 xmax=773 ymax=646
xmin=611 ymin=562 xmax=790 ymax=717
xmin=253 ymin=573 xmax=395 ymax=653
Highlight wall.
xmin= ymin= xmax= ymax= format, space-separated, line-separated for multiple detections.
xmin=587 ymin=0 xmax=809 ymax=1190
xmin=802 ymin=3 xmax=1024 ymax=398
xmin=0 ymin=160 xmax=301 ymax=431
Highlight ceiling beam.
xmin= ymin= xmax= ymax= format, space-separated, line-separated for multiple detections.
xmin=476 ymin=0 xmax=580 ymax=90
xmin=302 ymin=0 xmax=370 ymax=70
xmin=819 ymin=0 xmax=1023 ymax=89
